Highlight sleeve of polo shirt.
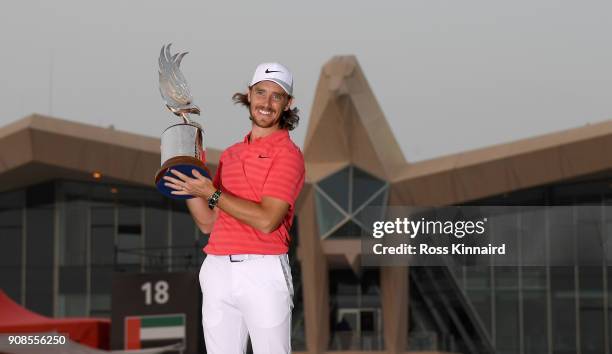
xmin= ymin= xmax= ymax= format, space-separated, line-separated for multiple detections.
xmin=262 ymin=148 xmax=305 ymax=208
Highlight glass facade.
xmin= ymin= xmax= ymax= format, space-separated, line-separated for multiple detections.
xmin=407 ymin=175 xmax=612 ymax=354
xmin=0 ymin=190 xmax=25 ymax=306
xmin=0 ymin=180 xmax=205 ymax=318
xmin=328 ymin=269 xmax=383 ymax=351
xmin=314 ymin=164 xmax=612 ymax=353
xmin=0 ymin=178 xmax=306 ymax=350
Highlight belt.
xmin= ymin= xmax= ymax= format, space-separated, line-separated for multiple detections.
xmin=229 ymin=254 xmax=266 ymax=262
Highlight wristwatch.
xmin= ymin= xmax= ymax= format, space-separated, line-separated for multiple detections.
xmin=208 ymin=189 xmax=222 ymax=210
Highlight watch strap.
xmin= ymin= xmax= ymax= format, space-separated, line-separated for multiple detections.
xmin=208 ymin=190 xmax=222 ymax=210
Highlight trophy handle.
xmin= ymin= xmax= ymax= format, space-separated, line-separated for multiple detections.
xmin=195 ymin=127 xmax=206 ymax=164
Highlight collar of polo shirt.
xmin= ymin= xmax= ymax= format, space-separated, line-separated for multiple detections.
xmin=244 ymin=130 xmax=289 ymax=145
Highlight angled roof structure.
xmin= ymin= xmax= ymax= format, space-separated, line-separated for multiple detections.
xmin=0 ymin=57 xmax=608 ymax=209
xmin=391 ymin=119 xmax=612 ymax=205
xmin=303 ymin=56 xmax=407 ymax=182
xmin=302 ymin=55 xmax=612 ymax=206
xmin=0 ymin=114 xmax=221 ymax=192
xmin=298 ymin=54 xmax=612 ymax=283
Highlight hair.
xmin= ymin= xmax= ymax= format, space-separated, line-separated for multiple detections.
xmin=232 ymin=90 xmax=300 ymax=131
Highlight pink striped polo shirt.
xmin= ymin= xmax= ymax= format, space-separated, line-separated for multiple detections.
xmin=204 ymin=129 xmax=305 ymax=255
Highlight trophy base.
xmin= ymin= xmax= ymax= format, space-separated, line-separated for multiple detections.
xmin=155 ymin=156 xmax=212 ymax=200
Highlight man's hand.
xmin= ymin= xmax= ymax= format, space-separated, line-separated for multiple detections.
xmin=163 ymin=169 xmax=215 ymax=199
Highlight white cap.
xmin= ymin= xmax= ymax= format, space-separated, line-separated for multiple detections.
xmin=249 ymin=62 xmax=293 ymax=96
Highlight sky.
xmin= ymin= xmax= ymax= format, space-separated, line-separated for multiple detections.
xmin=1 ymin=0 xmax=612 ymax=162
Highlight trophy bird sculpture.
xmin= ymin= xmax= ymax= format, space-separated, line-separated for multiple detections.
xmin=158 ymin=44 xmax=201 ymax=126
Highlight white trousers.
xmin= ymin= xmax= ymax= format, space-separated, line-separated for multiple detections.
xmin=199 ymin=254 xmax=294 ymax=354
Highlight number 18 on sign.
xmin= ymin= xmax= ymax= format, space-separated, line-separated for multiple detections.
xmin=141 ymin=280 xmax=170 ymax=305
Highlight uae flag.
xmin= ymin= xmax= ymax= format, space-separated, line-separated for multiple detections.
xmin=125 ymin=313 xmax=186 ymax=349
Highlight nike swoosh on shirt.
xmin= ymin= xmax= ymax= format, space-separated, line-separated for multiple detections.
xmin=258 ymin=155 xmax=270 ymax=158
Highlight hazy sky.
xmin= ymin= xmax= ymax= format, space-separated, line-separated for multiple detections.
xmin=2 ymin=0 xmax=612 ymax=162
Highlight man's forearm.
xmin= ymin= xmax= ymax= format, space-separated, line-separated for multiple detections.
xmin=166 ymin=169 xmax=287 ymax=234
xmin=186 ymin=197 xmax=217 ymax=234
xmin=216 ymin=193 xmax=287 ymax=234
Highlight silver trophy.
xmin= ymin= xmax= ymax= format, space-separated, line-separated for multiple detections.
xmin=154 ymin=44 xmax=210 ymax=199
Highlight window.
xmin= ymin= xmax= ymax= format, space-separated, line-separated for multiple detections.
xmin=315 ymin=166 xmax=388 ymax=239
xmin=328 ymin=269 xmax=383 ymax=350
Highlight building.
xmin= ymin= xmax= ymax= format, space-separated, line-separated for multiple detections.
xmin=2 ymin=56 xmax=612 ymax=354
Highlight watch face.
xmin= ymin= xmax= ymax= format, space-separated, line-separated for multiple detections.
xmin=208 ymin=190 xmax=221 ymax=209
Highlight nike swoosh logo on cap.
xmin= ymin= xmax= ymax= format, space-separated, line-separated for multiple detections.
xmin=265 ymin=69 xmax=281 ymax=73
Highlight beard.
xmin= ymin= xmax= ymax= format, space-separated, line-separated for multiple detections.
xmin=249 ymin=106 xmax=280 ymax=128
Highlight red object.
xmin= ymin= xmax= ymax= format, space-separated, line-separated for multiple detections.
xmin=205 ymin=129 xmax=305 ymax=255
xmin=124 ymin=317 xmax=141 ymax=349
xmin=0 ymin=290 xmax=110 ymax=349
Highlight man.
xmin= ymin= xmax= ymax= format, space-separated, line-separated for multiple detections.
xmin=163 ymin=62 xmax=305 ymax=354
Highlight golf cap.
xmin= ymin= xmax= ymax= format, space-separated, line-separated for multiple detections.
xmin=249 ymin=62 xmax=293 ymax=96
